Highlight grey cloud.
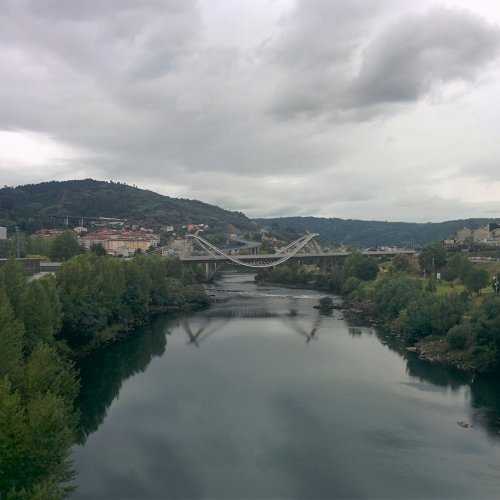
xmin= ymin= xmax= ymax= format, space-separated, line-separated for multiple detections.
xmin=0 ymin=0 xmax=200 ymax=82
xmin=1 ymin=0 xmax=500 ymax=223
xmin=459 ymin=160 xmax=500 ymax=181
xmin=353 ymin=7 xmax=500 ymax=107
xmin=269 ymin=4 xmax=500 ymax=120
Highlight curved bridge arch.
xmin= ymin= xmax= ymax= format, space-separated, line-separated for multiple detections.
xmin=186 ymin=233 xmax=319 ymax=269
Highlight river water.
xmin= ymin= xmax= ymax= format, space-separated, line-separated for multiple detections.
xmin=71 ymin=272 xmax=500 ymax=499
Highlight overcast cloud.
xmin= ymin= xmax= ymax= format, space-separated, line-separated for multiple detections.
xmin=1 ymin=0 xmax=499 ymax=222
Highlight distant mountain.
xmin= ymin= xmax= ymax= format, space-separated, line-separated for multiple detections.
xmin=0 ymin=179 xmax=256 ymax=232
xmin=255 ymin=216 xmax=496 ymax=247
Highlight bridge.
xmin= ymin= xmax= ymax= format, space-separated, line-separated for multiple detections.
xmin=178 ymin=233 xmax=415 ymax=279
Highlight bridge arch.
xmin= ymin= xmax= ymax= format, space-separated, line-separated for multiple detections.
xmin=185 ymin=233 xmax=320 ymax=269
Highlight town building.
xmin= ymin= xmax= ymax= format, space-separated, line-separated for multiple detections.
xmin=0 ymin=226 xmax=6 ymax=240
xmin=453 ymin=222 xmax=500 ymax=246
xmin=80 ymin=230 xmax=160 ymax=257
xmin=34 ymin=229 xmax=64 ymax=237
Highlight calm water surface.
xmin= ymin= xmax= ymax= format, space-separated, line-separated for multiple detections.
xmin=72 ymin=272 xmax=500 ymax=499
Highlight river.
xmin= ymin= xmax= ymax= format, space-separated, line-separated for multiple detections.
xmin=71 ymin=272 xmax=500 ymax=498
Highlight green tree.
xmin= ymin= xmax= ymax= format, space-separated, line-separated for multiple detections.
xmin=445 ymin=253 xmax=472 ymax=281
xmin=373 ymin=272 xmax=422 ymax=319
xmin=0 ymin=287 xmax=25 ymax=386
xmin=0 ymin=379 xmax=76 ymax=498
xmin=19 ymin=280 xmax=60 ymax=352
xmin=50 ymin=231 xmax=84 ymax=262
xmin=418 ymin=243 xmax=447 ymax=275
xmin=446 ymin=322 xmax=471 ymax=350
xmin=464 ymin=267 xmax=489 ymax=295
xmin=89 ymin=242 xmax=106 ymax=256
xmin=123 ymin=261 xmax=152 ymax=319
xmin=398 ymin=294 xmax=465 ymax=342
xmin=392 ymin=253 xmax=411 ymax=272
xmin=0 ymin=259 xmax=27 ymax=319
xmin=26 ymin=236 xmax=53 ymax=259
xmin=342 ymin=253 xmax=379 ymax=282
xmin=56 ymin=255 xmax=107 ymax=346
xmin=22 ymin=343 xmax=80 ymax=411
xmin=319 ymin=296 xmax=333 ymax=310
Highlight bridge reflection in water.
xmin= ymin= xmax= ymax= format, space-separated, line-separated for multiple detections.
xmin=181 ymin=296 xmax=326 ymax=346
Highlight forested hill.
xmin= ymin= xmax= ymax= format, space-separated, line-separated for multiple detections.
xmin=255 ymin=216 xmax=494 ymax=247
xmin=0 ymin=179 xmax=256 ymax=232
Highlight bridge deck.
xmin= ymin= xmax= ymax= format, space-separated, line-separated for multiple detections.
xmin=180 ymin=249 xmax=415 ymax=263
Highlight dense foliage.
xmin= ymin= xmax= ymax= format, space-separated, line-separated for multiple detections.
xmin=57 ymin=254 xmax=208 ymax=349
xmin=0 ymin=261 xmax=79 ymax=499
xmin=255 ymin=252 xmax=380 ymax=296
xmin=257 ymin=242 xmax=500 ymax=373
xmin=0 ymin=179 xmax=256 ymax=233
xmin=0 ymin=254 xmax=209 ymax=496
xmin=255 ymin=216 xmax=493 ymax=248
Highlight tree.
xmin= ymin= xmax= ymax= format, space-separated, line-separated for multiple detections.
xmin=373 ymin=272 xmax=422 ymax=319
xmin=89 ymin=243 xmax=106 ymax=256
xmin=56 ymin=255 xmax=107 ymax=346
xmin=0 ymin=287 xmax=25 ymax=386
xmin=445 ymin=253 xmax=472 ymax=281
xmin=342 ymin=252 xmax=379 ymax=282
xmin=0 ymin=379 xmax=76 ymax=498
xmin=22 ymin=343 xmax=80 ymax=410
xmin=464 ymin=267 xmax=489 ymax=295
xmin=392 ymin=253 xmax=411 ymax=272
xmin=49 ymin=231 xmax=84 ymax=262
xmin=319 ymin=296 xmax=333 ymax=310
xmin=0 ymin=258 xmax=27 ymax=318
xmin=19 ymin=279 xmax=61 ymax=352
xmin=398 ymin=294 xmax=465 ymax=342
xmin=418 ymin=243 xmax=447 ymax=275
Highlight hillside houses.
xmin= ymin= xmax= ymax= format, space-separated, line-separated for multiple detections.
xmin=452 ymin=222 xmax=500 ymax=246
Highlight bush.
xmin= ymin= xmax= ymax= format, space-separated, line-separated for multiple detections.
xmin=318 ymin=296 xmax=333 ymax=309
xmin=446 ymin=323 xmax=471 ymax=350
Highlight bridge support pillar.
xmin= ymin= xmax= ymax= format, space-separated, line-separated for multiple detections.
xmin=319 ymin=259 xmax=327 ymax=274
xmin=205 ymin=262 xmax=222 ymax=280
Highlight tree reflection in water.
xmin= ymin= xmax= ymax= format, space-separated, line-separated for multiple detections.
xmin=76 ymin=315 xmax=174 ymax=444
xmin=76 ymin=302 xmax=325 ymax=443
xmin=76 ymin=295 xmax=500 ymax=447
xmin=343 ymin=316 xmax=500 ymax=438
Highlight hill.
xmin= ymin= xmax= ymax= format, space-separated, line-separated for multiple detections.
xmin=0 ymin=179 xmax=256 ymax=233
xmin=255 ymin=216 xmax=495 ymax=247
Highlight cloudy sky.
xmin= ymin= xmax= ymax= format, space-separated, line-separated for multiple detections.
xmin=1 ymin=0 xmax=499 ymax=222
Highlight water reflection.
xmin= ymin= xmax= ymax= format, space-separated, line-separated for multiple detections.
xmin=76 ymin=315 xmax=174 ymax=443
xmin=343 ymin=316 xmax=500 ymax=436
xmin=76 ymin=280 xmax=500 ymax=452
xmin=182 ymin=318 xmax=230 ymax=347
xmin=469 ymin=374 xmax=500 ymax=438
xmin=283 ymin=314 xmax=321 ymax=344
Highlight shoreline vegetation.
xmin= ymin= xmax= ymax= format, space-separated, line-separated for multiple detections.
xmin=2 ymin=244 xmax=500 ymax=497
xmin=0 ymin=254 xmax=209 ymax=499
xmin=254 ymin=246 xmax=500 ymax=375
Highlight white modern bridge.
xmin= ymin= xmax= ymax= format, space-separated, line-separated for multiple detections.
xmin=175 ymin=233 xmax=415 ymax=279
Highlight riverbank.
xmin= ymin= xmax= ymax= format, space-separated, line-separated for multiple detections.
xmin=259 ymin=274 xmax=483 ymax=374
xmin=339 ymin=298 xmax=480 ymax=373
xmin=72 ymin=301 xmax=210 ymax=356
xmin=71 ymin=270 xmax=500 ymax=499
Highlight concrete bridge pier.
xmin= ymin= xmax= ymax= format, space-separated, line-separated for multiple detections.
xmin=319 ymin=259 xmax=327 ymax=274
xmin=205 ymin=262 xmax=223 ymax=280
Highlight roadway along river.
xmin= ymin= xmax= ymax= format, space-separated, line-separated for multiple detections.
xmin=71 ymin=272 xmax=500 ymax=498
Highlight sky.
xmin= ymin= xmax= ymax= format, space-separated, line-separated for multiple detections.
xmin=1 ymin=0 xmax=500 ymax=222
